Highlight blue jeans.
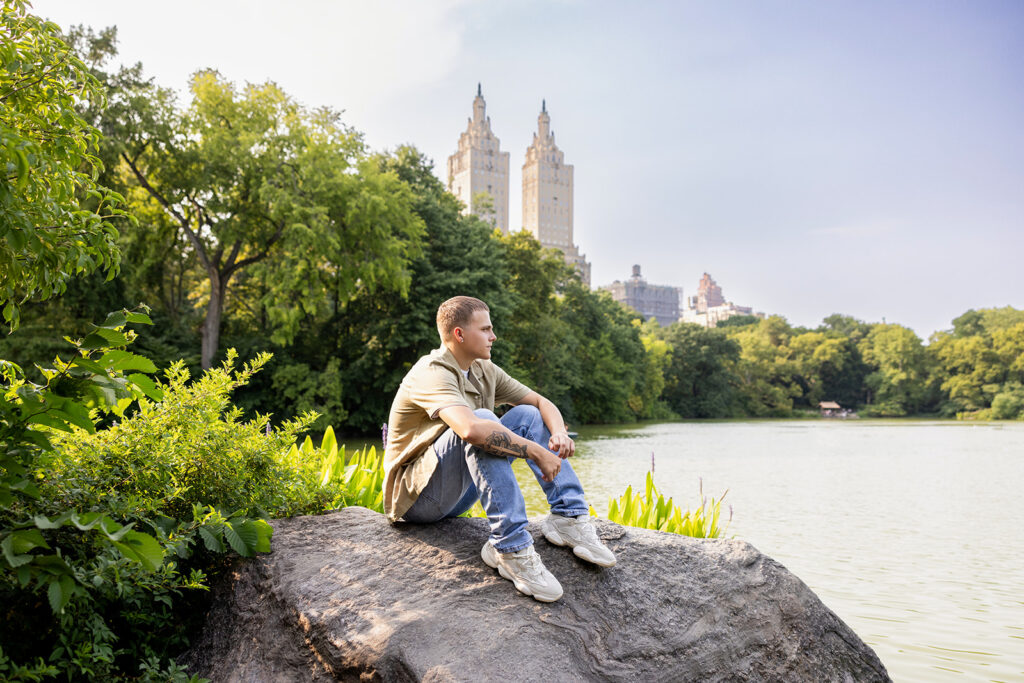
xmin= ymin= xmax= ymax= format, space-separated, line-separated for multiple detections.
xmin=402 ymin=405 xmax=589 ymax=552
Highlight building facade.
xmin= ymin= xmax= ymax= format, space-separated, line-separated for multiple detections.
xmin=680 ymin=272 xmax=759 ymax=327
xmin=446 ymin=84 xmax=510 ymax=233
xmin=602 ymin=265 xmax=680 ymax=327
xmin=522 ymin=101 xmax=590 ymax=285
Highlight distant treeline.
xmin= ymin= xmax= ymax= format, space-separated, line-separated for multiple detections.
xmin=4 ymin=25 xmax=1022 ymax=428
xmin=652 ymin=307 xmax=1024 ymax=420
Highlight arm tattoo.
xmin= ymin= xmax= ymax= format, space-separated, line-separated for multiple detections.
xmin=483 ymin=431 xmax=529 ymax=459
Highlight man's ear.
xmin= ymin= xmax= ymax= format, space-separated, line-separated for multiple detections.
xmin=453 ymin=326 xmax=464 ymax=343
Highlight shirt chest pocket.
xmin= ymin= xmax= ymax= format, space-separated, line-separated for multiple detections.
xmin=464 ymin=374 xmax=489 ymax=410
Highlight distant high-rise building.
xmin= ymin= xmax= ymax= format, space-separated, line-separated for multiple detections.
xmin=601 ymin=265 xmax=680 ymax=327
xmin=447 ymin=84 xmax=510 ymax=233
xmin=522 ymin=100 xmax=590 ymax=285
xmin=693 ymin=272 xmax=726 ymax=312
xmin=681 ymin=272 xmax=759 ymax=327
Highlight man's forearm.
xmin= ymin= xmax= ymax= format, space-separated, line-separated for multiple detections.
xmin=481 ymin=430 xmax=531 ymax=459
xmin=537 ymin=396 xmax=568 ymax=437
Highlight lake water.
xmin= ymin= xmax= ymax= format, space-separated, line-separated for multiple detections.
xmin=350 ymin=420 xmax=1024 ymax=680
xmin=533 ymin=420 xmax=1024 ymax=683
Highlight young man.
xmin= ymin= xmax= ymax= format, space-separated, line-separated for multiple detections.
xmin=383 ymin=296 xmax=615 ymax=602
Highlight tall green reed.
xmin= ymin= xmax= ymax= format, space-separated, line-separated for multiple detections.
xmin=598 ymin=471 xmax=732 ymax=539
xmin=287 ymin=426 xmax=385 ymax=511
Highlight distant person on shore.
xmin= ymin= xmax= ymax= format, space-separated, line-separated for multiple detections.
xmin=382 ymin=295 xmax=615 ymax=602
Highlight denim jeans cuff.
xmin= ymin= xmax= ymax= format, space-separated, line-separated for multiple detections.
xmin=553 ymin=508 xmax=589 ymax=518
xmin=496 ymin=537 xmax=534 ymax=554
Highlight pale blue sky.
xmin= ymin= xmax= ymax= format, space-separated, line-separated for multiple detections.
xmin=39 ymin=0 xmax=1024 ymax=338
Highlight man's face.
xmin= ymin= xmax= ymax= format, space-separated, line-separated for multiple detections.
xmin=455 ymin=310 xmax=497 ymax=361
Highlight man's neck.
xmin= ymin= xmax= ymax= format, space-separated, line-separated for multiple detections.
xmin=444 ymin=341 xmax=475 ymax=371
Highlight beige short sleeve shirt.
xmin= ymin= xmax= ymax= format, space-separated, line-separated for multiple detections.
xmin=382 ymin=345 xmax=530 ymax=521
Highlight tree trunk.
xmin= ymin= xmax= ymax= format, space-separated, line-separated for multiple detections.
xmin=201 ymin=270 xmax=227 ymax=370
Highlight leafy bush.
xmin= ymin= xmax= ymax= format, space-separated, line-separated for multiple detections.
xmin=0 ymin=311 xmax=222 ymax=679
xmin=598 ymin=471 xmax=732 ymax=538
xmin=2 ymin=333 xmax=335 ymax=680
xmin=46 ymin=350 xmax=323 ymax=521
xmin=989 ymin=389 xmax=1024 ymax=420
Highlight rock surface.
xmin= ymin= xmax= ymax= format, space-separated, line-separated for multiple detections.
xmin=181 ymin=506 xmax=890 ymax=682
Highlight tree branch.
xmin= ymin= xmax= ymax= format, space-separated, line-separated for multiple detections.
xmin=0 ymin=55 xmax=72 ymax=102
xmin=224 ymin=221 xmax=285 ymax=277
xmin=121 ymin=151 xmax=213 ymax=273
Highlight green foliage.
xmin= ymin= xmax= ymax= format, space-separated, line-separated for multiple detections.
xmin=931 ymin=313 xmax=1024 ymax=418
xmin=280 ymin=146 xmax=513 ymax=433
xmin=2 ymin=341 xmax=320 ymax=679
xmin=46 ymin=350 xmax=322 ymax=520
xmin=858 ymin=323 xmax=930 ymax=416
xmin=0 ymin=1 xmax=126 ymax=329
xmin=714 ymin=314 xmax=759 ymax=329
xmin=557 ymin=283 xmax=650 ymax=423
xmin=498 ymin=230 xmax=579 ymax=413
xmin=657 ymin=323 xmax=741 ymax=418
xmin=109 ymin=68 xmax=425 ymax=368
xmin=988 ymin=389 xmax=1024 ymax=420
xmin=600 ymin=471 xmax=731 ymax=538
xmin=725 ymin=316 xmax=802 ymax=416
xmin=634 ymin=320 xmax=675 ymax=419
xmin=301 ymin=427 xmax=386 ymax=511
xmin=0 ymin=310 xmax=219 ymax=679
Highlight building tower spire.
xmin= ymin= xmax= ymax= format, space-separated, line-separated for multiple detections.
xmin=537 ymin=100 xmax=551 ymax=141
xmin=522 ymin=100 xmax=590 ymax=286
xmin=472 ymin=85 xmax=486 ymax=124
xmin=447 ymin=85 xmax=510 ymax=234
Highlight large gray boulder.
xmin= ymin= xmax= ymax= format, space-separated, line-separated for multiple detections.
xmin=181 ymin=506 xmax=890 ymax=682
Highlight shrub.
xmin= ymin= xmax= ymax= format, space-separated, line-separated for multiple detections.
xmin=0 ymin=310 xmax=229 ymax=679
xmin=2 ymin=338 xmax=325 ymax=680
xmin=46 ymin=350 xmax=322 ymax=521
xmin=990 ymin=392 xmax=1024 ymax=420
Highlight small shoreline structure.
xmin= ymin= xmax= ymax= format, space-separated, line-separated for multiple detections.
xmin=819 ymin=400 xmax=858 ymax=419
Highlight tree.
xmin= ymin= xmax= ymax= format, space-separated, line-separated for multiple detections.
xmin=0 ymin=0 xmax=125 ymax=329
xmin=254 ymin=146 xmax=513 ymax=433
xmin=115 ymin=71 xmax=424 ymax=368
xmin=821 ymin=313 xmax=871 ymax=340
xmin=715 ymin=314 xmax=759 ymax=329
xmin=656 ymin=323 xmax=740 ymax=418
xmin=859 ymin=324 xmax=929 ymax=415
xmin=558 ymin=285 xmax=648 ymax=423
xmin=929 ymin=313 xmax=1024 ymax=417
xmin=498 ymin=230 xmax=578 ymax=411
xmin=471 ymin=190 xmax=496 ymax=228
xmin=726 ymin=316 xmax=801 ymax=416
xmin=788 ymin=331 xmax=863 ymax=408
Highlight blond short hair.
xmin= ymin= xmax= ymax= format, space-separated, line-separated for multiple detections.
xmin=436 ymin=296 xmax=489 ymax=342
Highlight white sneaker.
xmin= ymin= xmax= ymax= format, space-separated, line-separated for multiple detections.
xmin=542 ymin=515 xmax=617 ymax=567
xmin=481 ymin=542 xmax=563 ymax=602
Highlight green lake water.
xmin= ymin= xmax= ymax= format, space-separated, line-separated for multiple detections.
xmin=349 ymin=420 xmax=1024 ymax=681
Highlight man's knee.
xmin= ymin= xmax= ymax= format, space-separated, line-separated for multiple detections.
xmin=473 ymin=408 xmax=499 ymax=421
xmin=503 ymin=404 xmax=541 ymax=421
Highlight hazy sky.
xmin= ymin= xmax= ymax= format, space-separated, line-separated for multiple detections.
xmin=38 ymin=0 xmax=1024 ymax=339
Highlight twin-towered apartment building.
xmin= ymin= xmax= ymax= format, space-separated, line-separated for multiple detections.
xmin=446 ymin=85 xmax=591 ymax=285
xmin=446 ymin=86 xmax=758 ymax=328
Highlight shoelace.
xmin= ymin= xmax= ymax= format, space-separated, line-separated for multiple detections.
xmin=510 ymin=549 xmax=546 ymax=579
xmin=572 ymin=518 xmax=601 ymax=545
